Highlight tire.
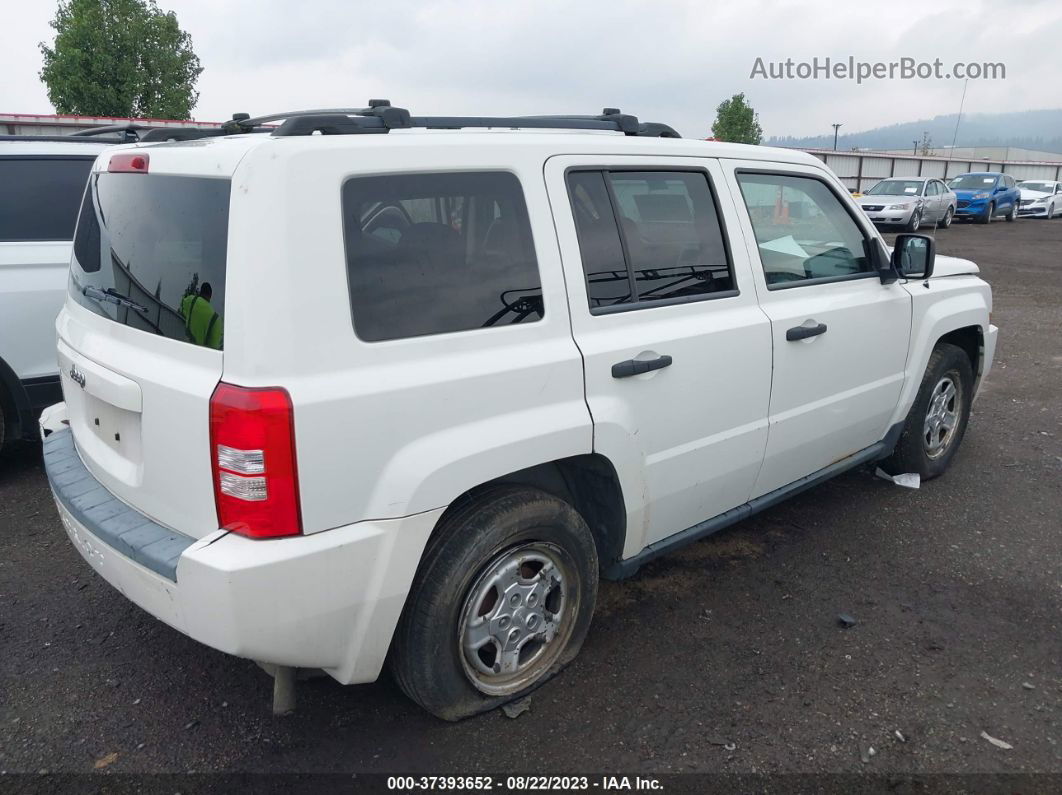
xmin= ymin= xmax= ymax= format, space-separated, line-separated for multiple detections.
xmin=941 ymin=207 xmax=953 ymax=228
xmin=390 ymin=486 xmax=599 ymax=721
xmin=880 ymin=343 xmax=974 ymax=480
xmin=0 ymin=398 xmax=6 ymax=454
xmin=905 ymin=210 xmax=921 ymax=232
xmin=1047 ymin=204 xmax=1055 ymax=220
xmin=978 ymin=202 xmax=994 ymax=224
xmin=1005 ymin=202 xmax=1017 ymax=222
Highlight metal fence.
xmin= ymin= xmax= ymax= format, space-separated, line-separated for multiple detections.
xmin=802 ymin=148 xmax=1062 ymax=192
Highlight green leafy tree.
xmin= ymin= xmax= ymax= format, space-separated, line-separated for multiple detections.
xmin=39 ymin=0 xmax=203 ymax=119
xmin=710 ymin=93 xmax=763 ymax=145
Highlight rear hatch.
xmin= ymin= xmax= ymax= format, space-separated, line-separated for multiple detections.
xmin=58 ymin=145 xmax=239 ymax=540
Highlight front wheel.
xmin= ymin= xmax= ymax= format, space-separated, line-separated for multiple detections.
xmin=905 ymin=210 xmax=922 ymax=232
xmin=390 ymin=487 xmax=599 ymax=720
xmin=880 ymin=343 xmax=974 ymax=480
xmin=978 ymin=202 xmax=994 ymax=224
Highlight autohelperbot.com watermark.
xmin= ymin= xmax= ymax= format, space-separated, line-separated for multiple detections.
xmin=750 ymin=56 xmax=1005 ymax=83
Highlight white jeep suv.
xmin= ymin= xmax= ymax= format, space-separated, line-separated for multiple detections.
xmin=41 ymin=105 xmax=997 ymax=720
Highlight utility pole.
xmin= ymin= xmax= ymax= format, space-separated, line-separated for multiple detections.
xmin=832 ymin=123 xmax=843 ymax=151
xmin=913 ymin=139 xmax=919 ymax=155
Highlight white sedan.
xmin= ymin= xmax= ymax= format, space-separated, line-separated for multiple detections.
xmin=1017 ymin=180 xmax=1062 ymax=219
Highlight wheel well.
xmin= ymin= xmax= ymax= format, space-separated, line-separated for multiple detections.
xmin=438 ymin=455 xmax=627 ymax=575
xmin=937 ymin=325 xmax=983 ymax=380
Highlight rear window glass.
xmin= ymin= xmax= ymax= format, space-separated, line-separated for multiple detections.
xmin=342 ymin=171 xmax=542 ymax=342
xmin=70 ymin=173 xmax=230 ymax=349
xmin=0 ymin=157 xmax=94 ymax=242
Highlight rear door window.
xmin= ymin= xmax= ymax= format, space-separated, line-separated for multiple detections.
xmin=342 ymin=171 xmax=542 ymax=342
xmin=70 ymin=173 xmax=231 ymax=349
xmin=0 ymin=157 xmax=95 ymax=241
xmin=567 ymin=169 xmax=735 ymax=311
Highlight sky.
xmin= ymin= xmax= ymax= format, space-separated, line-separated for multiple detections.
xmin=3 ymin=0 xmax=1062 ymax=139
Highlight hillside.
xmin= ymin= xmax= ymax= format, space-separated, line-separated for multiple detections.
xmin=768 ymin=109 xmax=1062 ymax=154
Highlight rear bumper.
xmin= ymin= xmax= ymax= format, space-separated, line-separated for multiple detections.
xmin=41 ymin=403 xmax=440 ymax=685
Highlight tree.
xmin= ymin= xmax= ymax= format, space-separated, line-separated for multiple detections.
xmin=710 ymin=93 xmax=763 ymax=145
xmin=39 ymin=0 xmax=203 ymax=119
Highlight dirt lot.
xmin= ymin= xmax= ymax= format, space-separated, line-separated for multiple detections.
xmin=1 ymin=217 xmax=1059 ymax=784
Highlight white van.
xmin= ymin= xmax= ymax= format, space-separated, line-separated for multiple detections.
xmin=0 ymin=137 xmax=111 ymax=450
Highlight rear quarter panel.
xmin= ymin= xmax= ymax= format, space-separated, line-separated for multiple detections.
xmin=221 ymin=140 xmax=592 ymax=533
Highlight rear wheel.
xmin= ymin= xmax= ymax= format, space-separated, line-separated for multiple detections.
xmin=390 ymin=487 xmax=598 ymax=720
xmin=941 ymin=207 xmax=953 ymax=228
xmin=1005 ymin=203 xmax=1017 ymax=222
xmin=978 ymin=202 xmax=994 ymax=224
xmin=880 ymin=343 xmax=973 ymax=480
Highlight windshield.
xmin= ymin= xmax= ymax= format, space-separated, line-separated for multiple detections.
xmin=1019 ymin=182 xmax=1054 ymax=193
xmin=70 ymin=172 xmax=230 ymax=350
xmin=949 ymin=174 xmax=998 ymax=190
xmin=866 ymin=180 xmax=924 ymax=196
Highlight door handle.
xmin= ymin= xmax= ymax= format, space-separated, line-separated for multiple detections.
xmin=612 ymin=355 xmax=673 ymax=379
xmin=786 ymin=322 xmax=828 ymax=341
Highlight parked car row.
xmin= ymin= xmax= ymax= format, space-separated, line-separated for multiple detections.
xmin=855 ymin=171 xmax=1061 ymax=229
xmin=7 ymin=105 xmax=997 ymax=720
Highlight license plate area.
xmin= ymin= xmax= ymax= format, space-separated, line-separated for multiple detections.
xmin=58 ymin=342 xmax=144 ymax=486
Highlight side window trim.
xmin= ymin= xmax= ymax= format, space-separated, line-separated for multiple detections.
xmin=734 ymin=166 xmax=880 ymax=292
xmin=565 ymin=165 xmax=740 ymax=315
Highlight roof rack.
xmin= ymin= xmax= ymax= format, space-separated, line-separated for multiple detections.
xmin=70 ymin=123 xmax=153 ymax=143
xmin=0 ymin=134 xmax=130 ymax=144
xmin=214 ymin=101 xmax=681 ymax=138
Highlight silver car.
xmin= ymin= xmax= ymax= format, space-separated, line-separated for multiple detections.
xmin=857 ymin=177 xmax=957 ymax=231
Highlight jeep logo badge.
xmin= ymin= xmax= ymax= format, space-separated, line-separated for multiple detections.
xmin=69 ymin=365 xmax=86 ymax=389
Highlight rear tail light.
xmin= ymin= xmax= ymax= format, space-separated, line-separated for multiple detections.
xmin=108 ymin=152 xmax=149 ymax=173
xmin=209 ymin=383 xmax=302 ymax=538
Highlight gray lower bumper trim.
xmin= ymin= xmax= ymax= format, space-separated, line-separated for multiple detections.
xmin=43 ymin=429 xmax=195 ymax=581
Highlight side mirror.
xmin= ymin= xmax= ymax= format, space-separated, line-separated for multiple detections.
xmin=892 ymin=233 xmax=935 ymax=280
xmin=995 ymin=185 xmax=1007 ymax=193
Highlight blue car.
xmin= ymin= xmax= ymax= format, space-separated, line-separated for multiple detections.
xmin=948 ymin=172 xmax=1020 ymax=224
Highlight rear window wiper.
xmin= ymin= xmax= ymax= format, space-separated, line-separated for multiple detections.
xmin=81 ymin=285 xmax=148 ymax=314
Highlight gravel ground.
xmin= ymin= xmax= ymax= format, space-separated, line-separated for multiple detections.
xmin=1 ymin=216 xmax=1059 ymax=784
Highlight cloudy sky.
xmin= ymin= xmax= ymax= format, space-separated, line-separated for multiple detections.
xmin=3 ymin=0 xmax=1061 ymax=138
